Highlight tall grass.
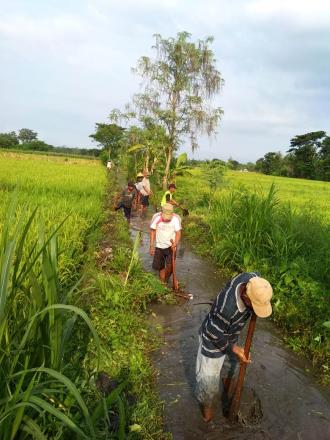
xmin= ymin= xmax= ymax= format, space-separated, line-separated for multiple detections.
xmin=0 ymin=198 xmax=103 ymax=438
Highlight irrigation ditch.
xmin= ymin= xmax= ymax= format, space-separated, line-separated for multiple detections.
xmin=129 ymin=212 xmax=330 ymax=440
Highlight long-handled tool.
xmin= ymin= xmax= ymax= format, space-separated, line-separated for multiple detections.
xmin=228 ymin=311 xmax=257 ymax=420
xmin=178 ymin=205 xmax=189 ymax=216
xmin=170 ymin=239 xmax=193 ymax=300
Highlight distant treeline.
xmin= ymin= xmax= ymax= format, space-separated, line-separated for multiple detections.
xmin=255 ymin=131 xmax=330 ymax=182
xmin=0 ymin=128 xmax=101 ymax=157
xmin=188 ymin=131 xmax=330 ymax=183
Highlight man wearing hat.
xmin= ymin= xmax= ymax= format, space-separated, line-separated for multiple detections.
xmin=195 ymin=272 xmax=273 ymax=422
xmin=161 ymin=183 xmax=179 ymax=207
xmin=115 ymin=181 xmax=136 ymax=222
xmin=140 ymin=170 xmax=152 ymax=214
xmin=134 ymin=172 xmax=144 ymax=211
xmin=149 ymin=203 xmax=182 ymax=289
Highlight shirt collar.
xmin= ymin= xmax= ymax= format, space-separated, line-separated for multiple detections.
xmin=235 ymin=283 xmax=247 ymax=313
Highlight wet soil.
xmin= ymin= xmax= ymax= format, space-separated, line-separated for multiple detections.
xmin=130 ymin=214 xmax=330 ymax=440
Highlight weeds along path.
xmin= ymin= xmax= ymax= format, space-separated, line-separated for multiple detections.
xmin=130 ymin=213 xmax=330 ymax=440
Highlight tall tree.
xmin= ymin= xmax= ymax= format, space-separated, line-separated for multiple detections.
xmin=132 ymin=32 xmax=224 ymax=188
xmin=255 ymin=152 xmax=283 ymax=175
xmin=0 ymin=131 xmax=19 ymax=149
xmin=89 ymin=123 xmax=125 ymax=160
xmin=287 ymin=131 xmax=326 ymax=179
xmin=18 ymin=128 xmax=38 ymax=143
xmin=318 ymin=136 xmax=330 ymax=181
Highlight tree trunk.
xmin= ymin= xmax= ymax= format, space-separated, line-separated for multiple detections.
xmin=145 ymin=149 xmax=150 ymax=173
xmin=162 ymin=146 xmax=173 ymax=190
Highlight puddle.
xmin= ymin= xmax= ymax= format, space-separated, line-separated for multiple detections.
xmin=130 ymin=213 xmax=330 ymax=439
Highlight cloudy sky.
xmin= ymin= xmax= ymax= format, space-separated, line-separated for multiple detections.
xmin=0 ymin=0 xmax=329 ymax=162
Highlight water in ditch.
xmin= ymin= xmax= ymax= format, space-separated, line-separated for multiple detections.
xmin=130 ymin=214 xmax=330 ymax=440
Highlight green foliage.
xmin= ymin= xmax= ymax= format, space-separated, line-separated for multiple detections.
xmin=0 ymin=199 xmax=102 ymax=439
xmin=255 ymin=151 xmax=284 ymax=175
xmin=256 ymin=131 xmax=330 ymax=181
xmin=0 ymin=131 xmax=19 ymax=148
xmin=89 ymin=123 xmax=125 ymax=161
xmin=126 ymin=118 xmax=169 ymax=175
xmin=0 ymin=152 xmax=169 ymax=437
xmin=20 ymin=139 xmax=53 ymax=151
xmin=18 ymin=128 xmax=38 ymax=143
xmin=80 ymin=175 xmax=170 ymax=438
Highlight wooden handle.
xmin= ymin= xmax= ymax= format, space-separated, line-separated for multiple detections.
xmin=170 ymin=239 xmax=178 ymax=291
xmin=228 ymin=312 xmax=257 ymax=420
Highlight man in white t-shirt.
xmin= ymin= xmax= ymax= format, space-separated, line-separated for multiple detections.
xmin=140 ymin=170 xmax=152 ymax=214
xmin=150 ymin=203 xmax=182 ymax=289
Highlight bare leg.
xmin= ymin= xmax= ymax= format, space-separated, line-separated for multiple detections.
xmin=165 ymin=261 xmax=172 ymax=281
xmin=159 ymin=268 xmax=166 ymax=283
xmin=201 ymin=405 xmax=214 ymax=423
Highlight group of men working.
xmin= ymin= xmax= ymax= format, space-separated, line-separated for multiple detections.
xmin=115 ymin=170 xmax=153 ymax=221
xmin=115 ymin=170 xmax=178 ymax=221
xmin=116 ymin=171 xmax=273 ymax=424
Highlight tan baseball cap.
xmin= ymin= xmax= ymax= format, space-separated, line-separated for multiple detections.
xmin=162 ymin=203 xmax=174 ymax=221
xmin=246 ymin=277 xmax=273 ymax=318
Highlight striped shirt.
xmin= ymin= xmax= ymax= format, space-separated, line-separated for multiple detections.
xmin=200 ymin=272 xmax=259 ymax=358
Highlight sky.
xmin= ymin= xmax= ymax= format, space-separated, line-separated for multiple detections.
xmin=0 ymin=0 xmax=329 ymax=162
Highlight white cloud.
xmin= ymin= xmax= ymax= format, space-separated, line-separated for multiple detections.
xmin=246 ymin=0 xmax=330 ymax=28
xmin=0 ymin=14 xmax=91 ymax=42
xmin=0 ymin=0 xmax=329 ymax=158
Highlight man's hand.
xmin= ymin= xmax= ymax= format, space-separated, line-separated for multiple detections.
xmin=170 ymin=239 xmax=177 ymax=251
xmin=232 ymin=345 xmax=251 ymax=363
xmin=149 ymin=246 xmax=155 ymax=256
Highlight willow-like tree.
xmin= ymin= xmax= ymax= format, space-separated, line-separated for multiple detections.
xmin=133 ymin=32 xmax=224 ymax=188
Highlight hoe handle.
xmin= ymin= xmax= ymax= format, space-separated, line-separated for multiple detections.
xmin=228 ymin=312 xmax=257 ymax=420
xmin=170 ymin=239 xmax=178 ymax=291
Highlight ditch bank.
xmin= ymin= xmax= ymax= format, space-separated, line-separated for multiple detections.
xmin=130 ymin=214 xmax=330 ymax=440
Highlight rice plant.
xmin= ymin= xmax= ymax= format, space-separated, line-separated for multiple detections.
xmin=0 ymin=197 xmax=103 ymax=438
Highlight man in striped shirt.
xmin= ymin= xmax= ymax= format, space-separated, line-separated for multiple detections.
xmin=195 ymin=272 xmax=273 ymax=422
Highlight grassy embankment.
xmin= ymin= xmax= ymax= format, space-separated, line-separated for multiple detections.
xmin=0 ymin=151 xmax=169 ymax=439
xmin=176 ymin=168 xmax=330 ymax=383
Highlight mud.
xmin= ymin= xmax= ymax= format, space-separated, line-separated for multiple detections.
xmin=130 ymin=214 xmax=330 ymax=440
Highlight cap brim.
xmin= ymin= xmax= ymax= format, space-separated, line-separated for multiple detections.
xmin=162 ymin=213 xmax=173 ymax=221
xmin=251 ymin=302 xmax=272 ymax=318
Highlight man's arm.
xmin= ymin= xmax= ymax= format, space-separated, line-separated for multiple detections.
xmin=172 ymin=230 xmax=181 ymax=248
xmin=150 ymin=228 xmax=156 ymax=255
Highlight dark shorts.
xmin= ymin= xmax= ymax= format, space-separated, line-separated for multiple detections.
xmin=115 ymin=204 xmax=132 ymax=219
xmin=141 ymin=195 xmax=149 ymax=206
xmin=152 ymin=247 xmax=173 ymax=271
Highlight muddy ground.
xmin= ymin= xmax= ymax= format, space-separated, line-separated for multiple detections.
xmin=130 ymin=214 xmax=330 ymax=440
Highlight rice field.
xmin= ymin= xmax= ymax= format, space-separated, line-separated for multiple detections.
xmin=0 ymin=151 xmax=107 ymax=438
xmin=0 ymin=151 xmax=106 ymax=284
xmin=226 ymin=170 xmax=330 ymax=221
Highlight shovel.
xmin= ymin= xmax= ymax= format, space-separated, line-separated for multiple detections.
xmin=178 ymin=205 xmax=189 ymax=216
xmin=170 ymin=239 xmax=193 ymax=300
xmin=228 ymin=311 xmax=257 ymax=420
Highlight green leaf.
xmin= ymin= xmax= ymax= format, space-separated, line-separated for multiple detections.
xmin=12 ymin=366 xmax=97 ymax=439
xmin=91 ymin=380 xmax=128 ymax=424
xmin=30 ymin=396 xmax=89 ymax=439
xmin=21 ymin=416 xmax=48 ymax=440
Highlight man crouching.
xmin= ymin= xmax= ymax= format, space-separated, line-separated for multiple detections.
xmin=149 ymin=203 xmax=182 ymax=290
xmin=195 ymin=272 xmax=273 ymax=422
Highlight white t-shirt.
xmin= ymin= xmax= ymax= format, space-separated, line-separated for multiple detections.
xmin=140 ymin=177 xmax=151 ymax=196
xmin=150 ymin=213 xmax=182 ymax=249
xmin=135 ymin=181 xmax=143 ymax=191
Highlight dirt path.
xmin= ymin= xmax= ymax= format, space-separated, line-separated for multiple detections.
xmin=130 ymin=214 xmax=330 ymax=440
